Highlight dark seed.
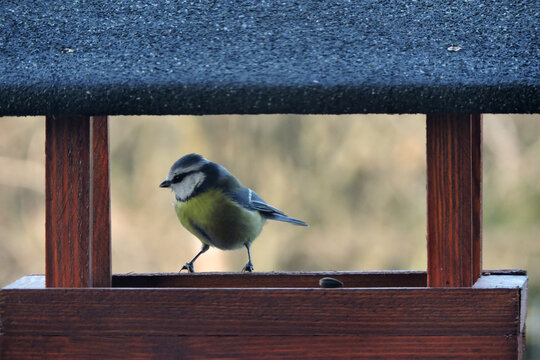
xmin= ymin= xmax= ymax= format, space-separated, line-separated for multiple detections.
xmin=319 ymin=277 xmax=344 ymax=288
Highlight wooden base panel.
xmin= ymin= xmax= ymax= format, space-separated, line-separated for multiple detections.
xmin=1 ymin=272 xmax=527 ymax=359
xmin=0 ymin=335 xmax=520 ymax=360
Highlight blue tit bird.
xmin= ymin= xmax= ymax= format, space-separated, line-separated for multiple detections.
xmin=159 ymin=153 xmax=308 ymax=272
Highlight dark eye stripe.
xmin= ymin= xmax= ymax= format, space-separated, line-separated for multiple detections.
xmin=172 ymin=170 xmax=196 ymax=184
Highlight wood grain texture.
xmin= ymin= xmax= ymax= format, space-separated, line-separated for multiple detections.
xmin=45 ymin=116 xmax=111 ymax=288
xmin=427 ymin=114 xmax=482 ymax=287
xmin=91 ymin=116 xmax=111 ymax=287
xmin=0 ymin=288 xmax=520 ymax=337
xmin=472 ymin=114 xmax=483 ymax=282
xmin=46 ymin=116 xmax=92 ymax=288
xmin=1 ymin=275 xmax=526 ymax=358
xmin=0 ymin=335 xmax=519 ymax=360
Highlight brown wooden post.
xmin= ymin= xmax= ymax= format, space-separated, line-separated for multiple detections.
xmin=91 ymin=116 xmax=112 ymax=287
xmin=471 ymin=114 xmax=482 ymax=282
xmin=45 ymin=115 xmax=111 ymax=288
xmin=427 ymin=114 xmax=482 ymax=287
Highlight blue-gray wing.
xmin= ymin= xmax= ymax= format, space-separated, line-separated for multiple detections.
xmin=226 ymin=187 xmax=308 ymax=226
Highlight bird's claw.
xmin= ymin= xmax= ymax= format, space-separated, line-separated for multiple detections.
xmin=242 ymin=263 xmax=254 ymax=272
xmin=180 ymin=262 xmax=195 ymax=273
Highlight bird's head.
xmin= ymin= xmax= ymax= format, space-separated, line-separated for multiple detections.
xmin=159 ymin=153 xmax=219 ymax=201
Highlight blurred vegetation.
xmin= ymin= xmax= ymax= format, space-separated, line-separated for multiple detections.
xmin=0 ymin=114 xmax=539 ymax=357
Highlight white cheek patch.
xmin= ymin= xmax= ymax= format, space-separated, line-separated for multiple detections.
xmin=171 ymin=172 xmax=206 ymax=201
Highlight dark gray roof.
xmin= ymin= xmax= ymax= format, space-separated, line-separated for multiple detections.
xmin=0 ymin=0 xmax=538 ymax=115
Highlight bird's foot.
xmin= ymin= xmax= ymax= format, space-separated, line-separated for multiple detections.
xmin=180 ymin=262 xmax=195 ymax=273
xmin=242 ymin=262 xmax=254 ymax=272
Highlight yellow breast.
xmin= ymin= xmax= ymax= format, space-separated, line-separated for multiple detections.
xmin=175 ymin=189 xmax=265 ymax=250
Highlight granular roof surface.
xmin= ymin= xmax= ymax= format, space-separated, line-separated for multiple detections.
xmin=0 ymin=0 xmax=538 ymax=115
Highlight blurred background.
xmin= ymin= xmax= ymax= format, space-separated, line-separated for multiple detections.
xmin=0 ymin=114 xmax=538 ymax=356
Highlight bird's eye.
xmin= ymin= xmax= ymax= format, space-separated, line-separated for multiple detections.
xmin=172 ymin=173 xmax=185 ymax=183
xmin=172 ymin=170 xmax=196 ymax=184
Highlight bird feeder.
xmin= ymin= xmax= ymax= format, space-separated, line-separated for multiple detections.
xmin=0 ymin=1 xmax=535 ymax=358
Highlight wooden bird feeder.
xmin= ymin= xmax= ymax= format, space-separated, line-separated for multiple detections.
xmin=1 ymin=1 xmax=535 ymax=358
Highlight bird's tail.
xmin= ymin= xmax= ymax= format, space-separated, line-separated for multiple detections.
xmin=265 ymin=213 xmax=308 ymax=226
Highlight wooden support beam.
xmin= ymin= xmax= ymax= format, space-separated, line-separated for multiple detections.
xmin=427 ymin=114 xmax=482 ymax=287
xmin=45 ymin=116 xmax=111 ymax=288
xmin=471 ymin=114 xmax=483 ymax=282
xmin=91 ymin=116 xmax=112 ymax=287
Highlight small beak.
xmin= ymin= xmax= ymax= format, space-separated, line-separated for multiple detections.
xmin=159 ymin=179 xmax=171 ymax=188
